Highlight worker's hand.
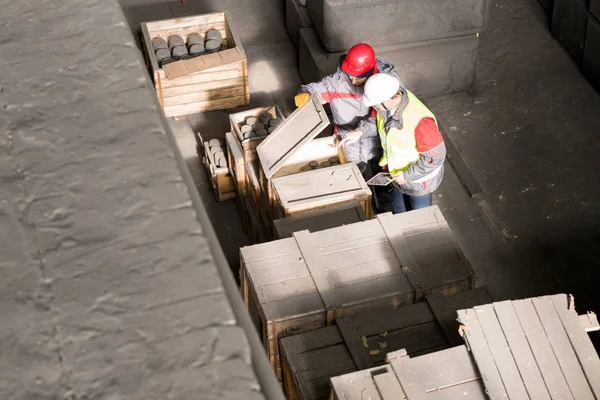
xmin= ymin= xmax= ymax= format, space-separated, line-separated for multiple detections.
xmin=339 ymin=130 xmax=363 ymax=146
xmin=393 ymin=171 xmax=406 ymax=185
xmin=294 ymin=93 xmax=311 ymax=107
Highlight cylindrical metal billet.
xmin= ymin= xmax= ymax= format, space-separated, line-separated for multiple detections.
xmin=168 ymin=35 xmax=185 ymax=50
xmin=260 ymin=112 xmax=273 ymax=125
xmin=152 ymin=38 xmax=168 ymax=51
xmin=269 ymin=118 xmax=282 ymax=127
xmin=171 ymin=45 xmax=188 ymax=59
xmin=206 ymin=29 xmax=223 ymax=42
xmin=160 ymin=57 xmax=175 ymax=67
xmin=205 ymin=39 xmax=222 ymax=53
xmin=240 ymin=125 xmax=253 ymax=134
xmin=245 ymin=117 xmax=257 ymax=125
xmin=155 ymin=48 xmax=171 ymax=63
xmin=189 ymin=43 xmax=205 ymax=56
xmin=256 ymin=129 xmax=268 ymax=137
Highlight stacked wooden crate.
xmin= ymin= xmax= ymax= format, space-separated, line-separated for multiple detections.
xmin=227 ymin=95 xmax=372 ymax=244
xmin=200 ymin=137 xmax=236 ymax=202
xmin=329 ymin=293 xmax=600 ymax=400
xmin=141 ymin=13 xmax=249 ymax=118
xmin=239 ymin=205 xmax=475 ymax=381
xmin=279 ymin=288 xmax=492 ymax=400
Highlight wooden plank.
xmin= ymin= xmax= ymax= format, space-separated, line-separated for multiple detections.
xmin=457 ymin=308 xmax=509 ymax=398
xmin=280 ymin=326 xmax=343 ymax=356
xmin=550 ymin=294 xmax=600 ymax=398
xmin=293 ymin=230 xmax=335 ymax=312
xmin=257 ymin=94 xmax=330 ymax=179
xmin=512 ymin=298 xmax=574 ymax=399
xmin=473 ymin=303 xmax=529 ymax=399
xmin=532 ymin=297 xmax=594 ymax=399
xmin=271 ymin=137 xmax=339 ymax=178
xmin=145 ymin=13 xmax=225 ymax=31
xmin=377 ymin=212 xmax=428 ymax=299
xmin=161 ymin=77 xmax=245 ymax=98
xmin=311 ymin=218 xmax=383 ymax=247
xmin=580 ymin=312 xmax=600 ymax=332
xmin=256 ymin=275 xmax=318 ymax=303
xmin=157 ymin=64 xmax=243 ymax=88
xmin=163 ymin=95 xmax=246 ymax=117
xmin=330 ymin=368 xmax=384 ymax=400
xmin=261 ymin=292 xmax=325 ymax=322
xmin=162 ymin=86 xmax=245 ymax=107
xmin=273 ymin=201 xmax=366 ymax=239
xmin=225 ymin=131 xmax=246 ymax=195
xmin=373 ymin=371 xmax=406 ymax=399
xmin=426 ymin=287 xmax=492 ymax=346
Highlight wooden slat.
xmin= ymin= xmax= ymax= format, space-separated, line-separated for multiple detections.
xmin=293 ymin=230 xmax=335 ymax=312
xmin=330 ymin=368 xmax=384 ymax=400
xmin=150 ymin=27 xmax=229 ymax=45
xmin=550 ymin=294 xmax=600 ymax=398
xmin=157 ymin=64 xmax=243 ymax=87
xmin=311 ymin=218 xmax=383 ymax=247
xmin=250 ymin=260 xmax=309 ymax=287
xmin=163 ymin=95 xmax=246 ymax=118
xmin=532 ymin=297 xmax=594 ymax=399
xmin=512 ymin=298 xmax=574 ymax=399
xmin=145 ymin=13 xmax=225 ymax=31
xmin=457 ymin=308 xmax=509 ymax=398
xmin=377 ymin=212 xmax=428 ymax=299
xmin=426 ymin=287 xmax=492 ymax=346
xmin=373 ymin=371 xmax=406 ymax=399
xmin=473 ymin=304 xmax=529 ymax=399
xmin=256 ymin=276 xmax=318 ymax=303
xmin=162 ymin=86 xmax=245 ymax=107
xmin=161 ymin=77 xmax=244 ymax=98
xmin=261 ymin=292 xmax=325 ymax=322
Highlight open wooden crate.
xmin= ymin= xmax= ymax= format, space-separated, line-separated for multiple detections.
xmin=255 ymin=95 xmax=371 ymax=220
xmin=239 ymin=206 xmax=475 ymax=382
xmin=229 ymin=105 xmax=286 ymax=162
xmin=141 ymin=13 xmax=249 ymax=118
xmin=200 ymin=137 xmax=236 ymax=202
xmin=279 ymin=288 xmax=492 ymax=400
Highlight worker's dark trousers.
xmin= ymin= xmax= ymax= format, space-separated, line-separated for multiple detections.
xmin=391 ymin=187 xmax=432 ymax=214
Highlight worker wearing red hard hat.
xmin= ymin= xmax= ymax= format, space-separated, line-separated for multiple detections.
xmin=294 ymin=43 xmax=402 ymax=176
xmin=340 ymin=73 xmax=446 ymax=214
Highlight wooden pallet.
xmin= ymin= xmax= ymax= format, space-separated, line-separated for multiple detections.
xmin=229 ymin=105 xmax=286 ymax=162
xmin=201 ymin=138 xmax=236 ymax=202
xmin=330 ymin=346 xmax=486 ymax=399
xmin=279 ymin=288 xmax=492 ymax=400
xmin=272 ymin=201 xmax=366 ymax=239
xmin=457 ymin=294 xmax=600 ymax=399
xmin=141 ymin=13 xmax=249 ymax=117
xmin=239 ymin=205 xmax=475 ymax=381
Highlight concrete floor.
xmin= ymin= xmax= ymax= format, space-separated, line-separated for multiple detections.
xmin=120 ymin=0 xmax=600 ymax=348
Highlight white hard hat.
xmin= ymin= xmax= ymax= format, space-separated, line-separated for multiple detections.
xmin=363 ymin=73 xmax=401 ymax=107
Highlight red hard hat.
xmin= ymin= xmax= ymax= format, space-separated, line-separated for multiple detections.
xmin=341 ymin=43 xmax=377 ymax=78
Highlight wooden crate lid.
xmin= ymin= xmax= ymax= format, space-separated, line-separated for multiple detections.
xmin=256 ymin=94 xmax=330 ymax=180
xmin=457 ymin=294 xmax=600 ymax=400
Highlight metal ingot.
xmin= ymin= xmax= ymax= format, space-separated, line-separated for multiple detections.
xmin=205 ymin=39 xmax=222 ymax=54
xmin=152 ymin=37 xmax=168 ymax=51
xmin=245 ymin=117 xmax=258 ymax=125
xmin=252 ymin=122 xmax=264 ymax=132
xmin=213 ymin=151 xmax=225 ymax=163
xmin=309 ymin=161 xmax=319 ymax=168
xmin=160 ymin=57 xmax=175 ymax=67
xmin=189 ymin=43 xmax=205 ymax=57
xmin=320 ymin=161 xmax=332 ymax=167
xmin=267 ymin=127 xmax=276 ymax=134
xmin=256 ymin=129 xmax=268 ymax=137
xmin=168 ymin=35 xmax=185 ymax=50
xmin=171 ymin=45 xmax=188 ymax=60
xmin=217 ymin=157 xmax=227 ymax=168
xmin=240 ymin=124 xmax=253 ymax=134
xmin=208 ymin=139 xmax=221 ymax=147
xmin=329 ymin=156 xmax=338 ymax=163
xmin=269 ymin=118 xmax=282 ymax=127
xmin=260 ymin=112 xmax=273 ymax=125
xmin=206 ymin=29 xmax=223 ymax=42
xmin=155 ymin=48 xmax=171 ymax=63
xmin=187 ymin=33 xmax=204 ymax=48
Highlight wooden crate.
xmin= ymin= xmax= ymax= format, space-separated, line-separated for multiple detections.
xmin=141 ymin=13 xmax=249 ymax=118
xmin=229 ymin=105 xmax=286 ymax=162
xmin=457 ymin=294 xmax=600 ymax=399
xmin=272 ymin=201 xmax=366 ymax=239
xmin=270 ymin=163 xmax=373 ymax=220
xmin=243 ymin=195 xmax=271 ymax=245
xmin=225 ymin=131 xmax=246 ymax=196
xmin=279 ymin=288 xmax=492 ymax=400
xmin=239 ymin=205 xmax=475 ymax=381
xmin=201 ymin=138 xmax=236 ymax=202
xmin=329 ymin=346 xmax=486 ymax=399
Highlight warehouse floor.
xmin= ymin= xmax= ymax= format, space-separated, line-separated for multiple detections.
xmin=120 ymin=0 xmax=600 ymax=348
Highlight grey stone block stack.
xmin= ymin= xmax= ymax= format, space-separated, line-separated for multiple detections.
xmin=547 ymin=0 xmax=600 ymax=93
xmin=286 ymin=0 xmax=491 ymax=97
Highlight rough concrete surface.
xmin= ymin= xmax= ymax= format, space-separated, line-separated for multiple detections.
xmin=0 ymin=0 xmax=266 ymax=399
xmin=307 ymin=0 xmax=490 ymax=52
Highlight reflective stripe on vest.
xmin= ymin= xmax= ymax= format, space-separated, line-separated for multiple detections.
xmin=377 ymin=90 xmax=442 ymax=183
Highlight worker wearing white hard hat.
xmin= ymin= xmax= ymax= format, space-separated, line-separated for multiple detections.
xmin=340 ymin=73 xmax=446 ymax=214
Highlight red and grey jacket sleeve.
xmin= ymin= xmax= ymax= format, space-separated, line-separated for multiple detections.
xmin=299 ymin=73 xmax=340 ymax=104
xmin=356 ymin=108 xmax=379 ymax=138
xmin=403 ymin=117 xmax=446 ymax=182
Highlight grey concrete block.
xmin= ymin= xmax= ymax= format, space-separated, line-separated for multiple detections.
xmin=307 ymin=0 xmax=490 ymax=52
xmin=286 ymin=0 xmax=313 ymax=50
xmin=583 ymin=16 xmax=600 ymax=91
xmin=552 ymin=0 xmax=590 ymax=65
xmin=298 ymin=27 xmax=479 ymax=98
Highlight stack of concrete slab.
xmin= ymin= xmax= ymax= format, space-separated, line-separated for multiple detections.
xmin=548 ymin=0 xmax=600 ymax=93
xmin=286 ymin=0 xmax=491 ymax=97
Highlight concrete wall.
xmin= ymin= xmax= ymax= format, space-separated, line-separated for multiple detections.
xmin=0 ymin=0 xmax=279 ymax=399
